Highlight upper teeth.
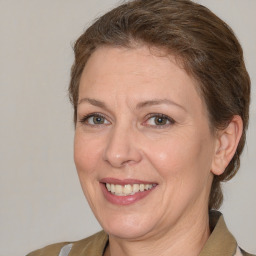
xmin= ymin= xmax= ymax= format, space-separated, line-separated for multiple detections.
xmin=105 ymin=183 xmax=156 ymax=196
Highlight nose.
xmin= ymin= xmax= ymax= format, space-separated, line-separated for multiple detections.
xmin=103 ymin=124 xmax=142 ymax=168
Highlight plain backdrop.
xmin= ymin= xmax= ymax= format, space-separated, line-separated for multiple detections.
xmin=0 ymin=1 xmax=255 ymax=255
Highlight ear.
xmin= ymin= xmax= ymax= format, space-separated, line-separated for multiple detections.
xmin=211 ymin=115 xmax=243 ymax=176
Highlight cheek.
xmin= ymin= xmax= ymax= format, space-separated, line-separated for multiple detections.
xmin=74 ymin=131 xmax=102 ymax=177
xmin=144 ymin=132 xmax=213 ymax=181
xmin=146 ymin=138 xmax=192 ymax=173
xmin=74 ymin=132 xmax=104 ymax=208
xmin=146 ymin=136 xmax=214 ymax=213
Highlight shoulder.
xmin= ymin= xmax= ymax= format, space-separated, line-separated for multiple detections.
xmin=26 ymin=231 xmax=108 ymax=256
xmin=26 ymin=241 xmax=70 ymax=256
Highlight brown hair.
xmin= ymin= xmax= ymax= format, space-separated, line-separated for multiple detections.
xmin=69 ymin=0 xmax=250 ymax=209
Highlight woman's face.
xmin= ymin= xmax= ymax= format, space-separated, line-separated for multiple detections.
xmin=74 ymin=46 xmax=217 ymax=240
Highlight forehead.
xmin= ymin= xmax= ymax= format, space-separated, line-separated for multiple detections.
xmin=79 ymin=46 xmax=206 ymax=115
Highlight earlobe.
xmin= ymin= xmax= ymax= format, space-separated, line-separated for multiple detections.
xmin=211 ymin=115 xmax=243 ymax=176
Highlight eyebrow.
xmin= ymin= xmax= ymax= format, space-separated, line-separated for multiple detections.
xmin=78 ymin=97 xmax=185 ymax=111
xmin=136 ymin=99 xmax=186 ymax=111
xmin=78 ymin=98 xmax=107 ymax=108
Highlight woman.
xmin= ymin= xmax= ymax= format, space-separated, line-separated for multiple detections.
xmin=27 ymin=0 xmax=254 ymax=255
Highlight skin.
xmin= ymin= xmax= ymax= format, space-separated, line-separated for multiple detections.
xmin=74 ymin=46 xmax=242 ymax=256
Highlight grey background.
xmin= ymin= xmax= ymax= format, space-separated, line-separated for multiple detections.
xmin=0 ymin=1 xmax=255 ymax=255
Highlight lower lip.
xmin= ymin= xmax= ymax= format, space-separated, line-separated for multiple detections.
xmin=100 ymin=183 xmax=157 ymax=205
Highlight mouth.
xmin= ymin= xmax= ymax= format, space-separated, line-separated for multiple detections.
xmin=100 ymin=178 xmax=158 ymax=205
xmin=105 ymin=183 xmax=157 ymax=196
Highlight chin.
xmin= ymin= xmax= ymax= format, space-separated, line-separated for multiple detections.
xmin=98 ymin=211 xmax=156 ymax=239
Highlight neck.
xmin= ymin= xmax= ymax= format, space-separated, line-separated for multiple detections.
xmin=105 ymin=209 xmax=210 ymax=256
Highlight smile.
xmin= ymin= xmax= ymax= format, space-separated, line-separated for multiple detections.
xmin=105 ymin=183 xmax=157 ymax=196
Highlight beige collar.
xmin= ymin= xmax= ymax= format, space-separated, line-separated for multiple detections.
xmin=199 ymin=211 xmax=237 ymax=256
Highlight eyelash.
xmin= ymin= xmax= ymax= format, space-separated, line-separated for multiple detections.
xmin=79 ymin=113 xmax=175 ymax=128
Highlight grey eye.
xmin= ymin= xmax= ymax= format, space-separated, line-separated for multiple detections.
xmin=85 ymin=115 xmax=110 ymax=125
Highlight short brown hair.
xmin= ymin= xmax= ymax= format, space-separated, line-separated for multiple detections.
xmin=69 ymin=0 xmax=251 ymax=209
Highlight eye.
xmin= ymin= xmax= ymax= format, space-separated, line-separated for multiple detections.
xmin=79 ymin=113 xmax=110 ymax=126
xmin=144 ymin=114 xmax=174 ymax=127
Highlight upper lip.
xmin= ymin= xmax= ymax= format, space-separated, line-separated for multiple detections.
xmin=100 ymin=177 xmax=158 ymax=185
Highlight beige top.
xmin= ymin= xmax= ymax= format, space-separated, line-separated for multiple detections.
xmin=26 ymin=211 xmax=255 ymax=256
